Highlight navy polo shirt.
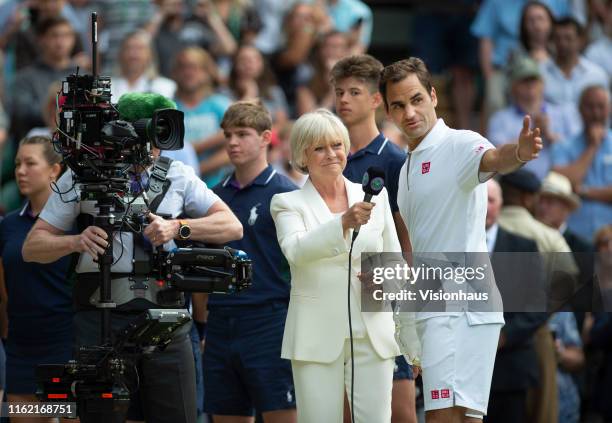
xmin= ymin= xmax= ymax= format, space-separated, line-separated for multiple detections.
xmin=343 ymin=133 xmax=406 ymax=212
xmin=0 ymin=203 xmax=73 ymax=343
xmin=210 ymin=165 xmax=298 ymax=308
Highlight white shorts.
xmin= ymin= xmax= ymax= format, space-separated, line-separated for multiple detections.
xmin=416 ymin=314 xmax=502 ymax=414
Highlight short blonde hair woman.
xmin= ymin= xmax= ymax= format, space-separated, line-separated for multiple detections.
xmin=270 ymin=109 xmax=415 ymax=422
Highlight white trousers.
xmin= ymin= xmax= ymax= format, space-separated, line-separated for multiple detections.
xmin=291 ymin=337 xmax=394 ymax=423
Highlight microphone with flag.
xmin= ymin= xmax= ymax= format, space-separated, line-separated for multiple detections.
xmin=352 ymin=167 xmax=385 ymax=242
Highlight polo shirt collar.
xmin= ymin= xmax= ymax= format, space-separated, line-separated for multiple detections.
xmin=411 ymin=118 xmax=447 ymax=152
xmin=349 ymin=133 xmax=389 ymax=159
xmin=222 ymin=164 xmax=276 ymax=189
xmin=18 ymin=201 xmax=36 ymax=219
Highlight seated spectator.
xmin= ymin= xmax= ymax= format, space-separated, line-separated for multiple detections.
xmin=225 ymin=44 xmax=289 ymax=124
xmin=295 ymin=31 xmax=349 ymax=116
xmin=111 ymin=30 xmax=176 ymax=101
xmin=96 ymin=0 xmax=159 ymax=75
xmin=26 ymin=82 xmax=62 ymax=139
xmin=513 ymin=1 xmax=555 ymax=64
xmin=325 ymin=0 xmax=371 ymax=55
xmin=549 ymin=312 xmax=585 ymax=423
xmin=0 ymin=0 xmax=84 ymax=71
xmin=152 ymin=0 xmax=237 ymax=78
xmin=172 ymin=46 xmax=232 ymax=186
xmin=541 ymin=17 xmax=609 ymax=107
xmin=471 ymin=0 xmax=586 ymax=116
xmin=536 ymin=172 xmax=595 ymax=310
xmin=10 ymin=17 xmax=80 ymax=143
xmin=585 ymin=0 xmax=612 ymax=79
xmin=487 ymin=56 xmax=581 ymax=180
xmin=551 ymin=85 xmax=612 ymax=241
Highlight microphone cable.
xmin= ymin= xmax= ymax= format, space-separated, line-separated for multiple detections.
xmin=348 ymin=236 xmax=356 ymax=423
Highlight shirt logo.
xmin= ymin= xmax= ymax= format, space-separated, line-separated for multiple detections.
xmin=422 ymin=162 xmax=431 ymax=174
xmin=475 ymin=145 xmax=485 ymax=155
xmin=248 ymin=203 xmax=261 ymax=226
xmin=286 ymin=390 xmax=293 ymax=403
xmin=431 ymin=390 xmax=440 ymax=399
xmin=441 ymin=389 xmax=451 ymax=399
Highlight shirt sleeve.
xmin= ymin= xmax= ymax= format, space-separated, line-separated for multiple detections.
xmin=39 ymin=171 xmax=80 ymax=232
xmin=182 ymin=163 xmax=221 ymax=217
xmin=454 ymin=133 xmax=496 ymax=191
xmin=470 ymin=0 xmax=496 ymax=38
xmin=551 ymin=139 xmax=575 ymax=167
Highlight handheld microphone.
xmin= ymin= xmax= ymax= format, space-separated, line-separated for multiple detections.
xmin=352 ymin=166 xmax=385 ymax=242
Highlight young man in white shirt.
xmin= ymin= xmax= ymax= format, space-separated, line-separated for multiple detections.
xmin=381 ymin=57 xmax=542 ymax=423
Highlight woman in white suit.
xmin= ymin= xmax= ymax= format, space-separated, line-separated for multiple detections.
xmin=270 ymin=109 xmax=412 ymax=423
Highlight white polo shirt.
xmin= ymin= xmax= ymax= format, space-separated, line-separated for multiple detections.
xmin=397 ymin=119 xmax=504 ymax=324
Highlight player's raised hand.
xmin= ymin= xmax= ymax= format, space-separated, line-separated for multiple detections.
xmin=517 ymin=115 xmax=543 ymax=162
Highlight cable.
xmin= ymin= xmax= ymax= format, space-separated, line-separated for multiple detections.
xmin=348 ymin=237 xmax=356 ymax=423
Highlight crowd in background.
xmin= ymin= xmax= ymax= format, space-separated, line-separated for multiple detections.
xmin=0 ymin=0 xmax=611 ymax=422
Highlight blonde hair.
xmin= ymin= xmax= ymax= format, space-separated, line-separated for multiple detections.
xmin=221 ymin=100 xmax=272 ymax=133
xmin=290 ymin=109 xmax=350 ymax=174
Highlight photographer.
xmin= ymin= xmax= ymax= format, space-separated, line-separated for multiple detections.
xmin=21 ymin=147 xmax=243 ymax=423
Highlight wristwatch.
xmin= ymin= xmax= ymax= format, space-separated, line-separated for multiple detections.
xmin=177 ymin=220 xmax=191 ymax=240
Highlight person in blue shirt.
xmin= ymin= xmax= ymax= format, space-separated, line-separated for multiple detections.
xmin=205 ymin=100 xmax=298 ymax=423
xmin=0 ymin=136 xmax=73 ymax=406
xmin=551 ymin=85 xmax=612 ymax=241
xmin=330 ymin=54 xmax=416 ymax=423
xmin=172 ymin=46 xmax=233 ymax=187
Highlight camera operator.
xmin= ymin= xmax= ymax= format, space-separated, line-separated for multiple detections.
xmin=21 ymin=147 xmax=243 ymax=423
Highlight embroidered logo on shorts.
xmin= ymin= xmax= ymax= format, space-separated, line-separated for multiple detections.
xmin=431 ymin=390 xmax=440 ymax=399
xmin=422 ymin=162 xmax=431 ymax=174
xmin=441 ymin=389 xmax=451 ymax=399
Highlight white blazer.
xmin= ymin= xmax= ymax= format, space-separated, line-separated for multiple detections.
xmin=270 ymin=177 xmax=401 ymax=363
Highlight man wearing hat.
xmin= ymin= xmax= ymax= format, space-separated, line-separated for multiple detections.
xmin=537 ymin=171 xmax=596 ymax=317
xmin=487 ymin=57 xmax=581 ymax=180
xmin=536 ymin=171 xmax=592 ymax=253
xmin=498 ymin=168 xmax=578 ymax=423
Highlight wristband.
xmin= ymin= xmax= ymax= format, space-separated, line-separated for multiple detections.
xmin=515 ymin=145 xmax=528 ymax=164
xmin=194 ymin=320 xmax=207 ymax=339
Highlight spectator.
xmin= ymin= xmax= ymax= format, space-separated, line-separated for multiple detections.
xmin=172 ymin=46 xmax=232 ymax=186
xmin=272 ymin=2 xmax=330 ymax=116
xmin=226 ymin=44 xmax=289 ymax=124
xmin=272 ymin=120 xmax=308 ymax=186
xmin=471 ymin=0 xmax=586 ymax=115
xmin=111 ymin=30 xmax=176 ymax=101
xmin=211 ymin=0 xmax=262 ymax=45
xmin=592 ymin=225 xmax=612 ymax=310
xmin=0 ymin=0 xmax=85 ymax=71
xmin=10 ymin=17 xmax=79 ymax=143
xmin=485 ymin=179 xmax=548 ymax=423
xmin=487 ymin=56 xmax=581 ymax=180
xmin=324 ymin=0 xmax=372 ymax=55
xmin=497 ymin=169 xmax=579 ymax=423
xmin=549 ymin=312 xmax=585 ymax=423
xmin=514 ymin=1 xmax=555 ymax=64
xmin=295 ymin=31 xmax=349 ymax=116
xmin=541 ymin=17 xmax=609 ymax=107
xmin=585 ymin=0 xmax=612 ymax=79
xmin=536 ymin=171 xmax=596 ymax=311
xmin=551 ymin=85 xmax=612 ymax=241
xmin=95 ymin=0 xmax=158 ymax=75
xmin=252 ymin=0 xmax=295 ymax=55
xmin=0 ymin=136 xmax=72 ymax=414
xmin=26 ymin=82 xmax=62 ymax=139
xmin=588 ymin=311 xmax=612 ymax=422
xmin=152 ymin=0 xmax=237 ymax=78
